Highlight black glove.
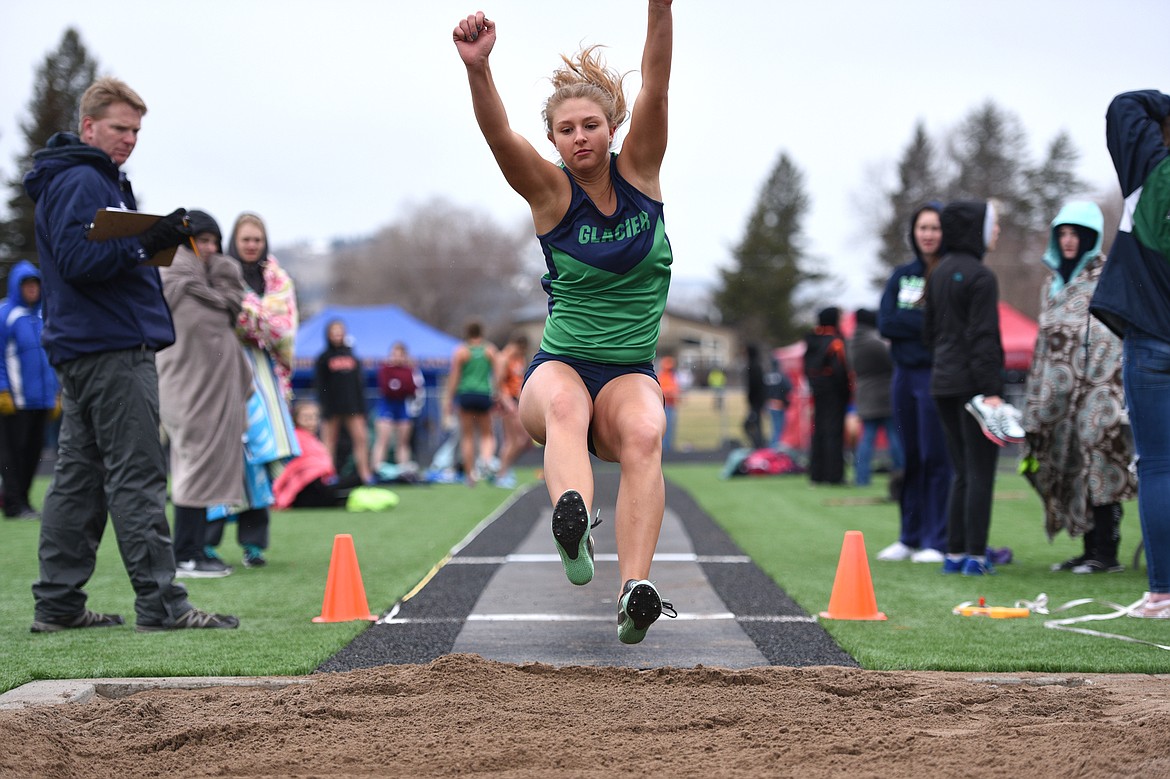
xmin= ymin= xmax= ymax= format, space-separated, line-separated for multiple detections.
xmin=138 ymin=208 xmax=192 ymax=259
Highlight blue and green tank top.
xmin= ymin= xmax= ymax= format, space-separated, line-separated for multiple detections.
xmin=536 ymin=154 xmax=673 ymax=365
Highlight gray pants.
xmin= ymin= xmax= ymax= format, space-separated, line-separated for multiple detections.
xmin=33 ymin=349 xmax=191 ymax=626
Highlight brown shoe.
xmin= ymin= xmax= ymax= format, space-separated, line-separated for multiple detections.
xmin=136 ymin=607 xmax=240 ymax=632
xmin=31 ymin=609 xmax=125 ymax=633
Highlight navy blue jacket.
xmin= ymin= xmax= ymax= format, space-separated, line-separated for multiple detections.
xmin=0 ymin=261 xmax=59 ymax=409
xmin=22 ymin=132 xmax=174 ymax=365
xmin=878 ymin=204 xmax=941 ymax=369
xmin=1089 ymin=90 xmax=1170 ymax=341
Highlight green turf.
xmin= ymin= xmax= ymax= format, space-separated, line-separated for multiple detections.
xmin=667 ymin=463 xmax=1165 ymax=674
xmin=1 ymin=463 xmax=1164 ymax=694
xmin=0 ymin=477 xmax=520 ymax=692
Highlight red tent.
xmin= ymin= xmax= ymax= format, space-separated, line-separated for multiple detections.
xmin=998 ymin=301 xmax=1038 ymax=372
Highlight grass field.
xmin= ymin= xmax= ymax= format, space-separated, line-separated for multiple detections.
xmin=1 ymin=461 xmax=1164 ymax=694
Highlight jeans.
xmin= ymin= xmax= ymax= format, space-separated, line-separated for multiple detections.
xmin=854 ymin=417 xmax=904 ymax=486
xmin=1123 ymin=332 xmax=1170 ymax=593
xmin=769 ymin=406 xmax=787 ymax=449
xmin=891 ymin=366 xmax=952 ymax=551
xmin=663 ymin=404 xmax=678 ymax=452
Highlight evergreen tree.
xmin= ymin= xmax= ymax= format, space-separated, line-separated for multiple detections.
xmin=714 ymin=152 xmax=824 ymax=346
xmin=0 ymin=28 xmax=98 ymax=272
xmin=1028 ymin=131 xmax=1087 ymax=232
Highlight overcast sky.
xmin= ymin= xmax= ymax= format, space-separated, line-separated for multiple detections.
xmin=1 ymin=0 xmax=1167 ymax=308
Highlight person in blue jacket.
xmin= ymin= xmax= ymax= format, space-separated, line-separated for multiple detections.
xmin=0 ymin=261 xmax=59 ymax=519
xmin=877 ymin=204 xmax=952 ymax=563
xmin=0 ymin=257 xmax=58 ymax=519
xmin=22 ymin=77 xmax=237 ymax=633
xmin=1089 ymin=90 xmax=1170 ymax=618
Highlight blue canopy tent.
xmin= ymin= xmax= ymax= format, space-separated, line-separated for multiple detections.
xmin=293 ymin=304 xmax=460 ymax=379
xmin=291 ymin=306 xmax=461 ymax=462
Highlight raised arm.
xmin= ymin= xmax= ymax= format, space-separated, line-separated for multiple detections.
xmin=453 ymin=12 xmax=564 ymax=216
xmin=618 ymin=0 xmax=673 ymax=194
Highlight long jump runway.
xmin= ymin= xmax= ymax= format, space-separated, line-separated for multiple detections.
xmin=319 ymin=468 xmax=856 ymax=671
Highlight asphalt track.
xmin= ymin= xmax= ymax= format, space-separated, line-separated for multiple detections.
xmin=318 ymin=466 xmax=856 ymax=672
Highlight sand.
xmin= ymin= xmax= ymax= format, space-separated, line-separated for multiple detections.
xmin=1 ymin=654 xmax=1167 ymax=778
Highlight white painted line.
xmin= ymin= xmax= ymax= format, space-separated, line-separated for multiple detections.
xmin=380 ymin=612 xmax=817 ymax=625
xmin=449 ymin=553 xmax=752 ymax=565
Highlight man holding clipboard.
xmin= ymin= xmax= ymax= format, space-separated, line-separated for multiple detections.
xmin=22 ymin=77 xmax=238 ymax=633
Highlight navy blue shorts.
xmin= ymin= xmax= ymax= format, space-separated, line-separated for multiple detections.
xmin=522 ymin=350 xmax=659 ymax=457
xmin=456 ymin=392 xmax=493 ymax=413
xmin=522 ymin=350 xmax=658 ymax=399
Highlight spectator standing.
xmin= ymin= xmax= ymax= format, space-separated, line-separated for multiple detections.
xmin=847 ymin=308 xmax=903 ymax=488
xmin=803 ymin=307 xmax=851 ymax=485
xmin=314 ymin=319 xmax=373 ymax=484
xmin=877 ymin=203 xmax=952 ymax=563
xmin=924 ymin=200 xmax=1021 ymax=576
xmin=156 ymin=211 xmax=251 ymax=579
xmin=1088 ymin=90 xmax=1170 ymax=616
xmin=743 ymin=343 xmax=767 ymax=449
xmin=658 ymin=355 xmax=681 ymax=453
xmin=764 ymin=357 xmax=793 ymax=450
xmin=206 ymin=212 xmax=299 ymax=570
xmin=371 ymin=341 xmax=421 ymax=475
xmin=22 ymin=77 xmax=236 ymax=631
xmin=0 ymin=261 xmax=58 ymax=520
xmin=1022 ymin=201 xmax=1136 ymax=573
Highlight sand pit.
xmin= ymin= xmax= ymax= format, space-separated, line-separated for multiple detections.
xmin=1 ymin=654 xmax=1167 ymax=778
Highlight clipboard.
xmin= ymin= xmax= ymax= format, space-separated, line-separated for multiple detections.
xmin=86 ymin=208 xmax=178 ymax=267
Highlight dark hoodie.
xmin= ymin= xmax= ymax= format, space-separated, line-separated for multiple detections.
xmin=922 ymin=200 xmax=1004 ymax=399
xmin=878 ymin=203 xmax=942 ymax=368
xmin=22 ymin=132 xmax=175 ymax=365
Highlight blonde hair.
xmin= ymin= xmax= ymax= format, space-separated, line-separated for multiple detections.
xmin=542 ymin=45 xmax=629 ymax=134
xmin=78 ymin=77 xmax=146 ymax=132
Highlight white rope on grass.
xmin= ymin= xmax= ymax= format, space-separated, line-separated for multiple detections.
xmin=1015 ymin=593 xmax=1170 ymax=652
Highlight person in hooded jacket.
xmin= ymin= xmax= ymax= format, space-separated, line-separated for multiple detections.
xmin=21 ymin=76 xmax=236 ymax=632
xmin=1021 ymin=202 xmax=1135 ymax=574
xmin=156 ymin=210 xmax=253 ymax=578
xmin=877 ymin=203 xmax=952 ymax=563
xmin=803 ymin=307 xmax=851 ymax=485
xmin=0 ymin=261 xmax=59 ymax=519
xmin=1089 ymin=90 xmax=1170 ymax=618
xmin=204 ymin=212 xmax=299 ymax=570
xmin=923 ymin=200 xmax=1006 ymax=576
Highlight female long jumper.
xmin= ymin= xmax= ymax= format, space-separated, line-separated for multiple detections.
xmin=453 ymin=1 xmax=676 ymax=644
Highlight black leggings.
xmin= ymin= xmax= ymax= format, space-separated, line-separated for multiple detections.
xmin=934 ymin=396 xmax=1000 ymax=556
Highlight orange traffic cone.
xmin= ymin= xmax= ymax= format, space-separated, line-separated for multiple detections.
xmin=313 ymin=533 xmax=378 ymax=623
xmin=819 ymin=530 xmax=887 ymax=621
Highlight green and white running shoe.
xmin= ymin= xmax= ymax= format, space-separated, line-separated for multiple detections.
xmin=551 ymin=490 xmax=600 ymax=585
xmin=617 ymin=579 xmax=677 ymax=644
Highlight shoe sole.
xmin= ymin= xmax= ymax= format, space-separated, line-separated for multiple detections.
xmin=175 ymin=569 xmax=233 ymax=579
xmin=964 ymin=401 xmax=1007 ymax=447
xmin=618 ymin=581 xmax=662 ymax=644
xmin=1071 ymin=564 xmax=1125 ymax=574
xmin=552 ymin=490 xmax=593 ymax=586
